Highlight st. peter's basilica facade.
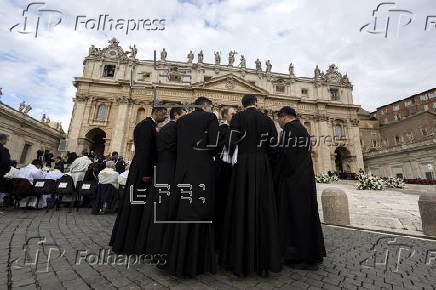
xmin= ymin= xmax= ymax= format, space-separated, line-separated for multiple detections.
xmin=67 ymin=38 xmax=364 ymax=174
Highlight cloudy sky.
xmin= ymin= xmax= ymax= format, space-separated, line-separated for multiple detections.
xmin=0 ymin=0 xmax=434 ymax=130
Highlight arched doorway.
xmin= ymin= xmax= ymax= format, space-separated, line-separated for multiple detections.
xmin=85 ymin=128 xmax=106 ymax=156
xmin=335 ymin=146 xmax=351 ymax=173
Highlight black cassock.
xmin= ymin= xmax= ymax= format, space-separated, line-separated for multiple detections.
xmin=273 ymin=119 xmax=325 ymax=263
xmin=214 ymin=123 xmax=232 ymax=253
xmin=220 ymin=107 xmax=282 ymax=276
xmin=166 ymin=109 xmax=219 ymax=277
xmin=109 ymin=117 xmax=157 ymax=254
xmin=135 ymin=120 xmax=177 ymax=255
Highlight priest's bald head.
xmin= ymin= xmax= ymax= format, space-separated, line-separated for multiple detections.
xmin=194 ymin=97 xmax=213 ymax=112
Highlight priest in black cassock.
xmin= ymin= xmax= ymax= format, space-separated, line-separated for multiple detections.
xmin=135 ymin=107 xmax=186 ymax=255
xmin=274 ymin=106 xmax=325 ymax=270
xmin=220 ymin=94 xmax=281 ymax=277
xmin=109 ymin=106 xmax=167 ymax=254
xmin=214 ymin=106 xmax=236 ymax=253
xmin=166 ymin=97 xmax=219 ymax=277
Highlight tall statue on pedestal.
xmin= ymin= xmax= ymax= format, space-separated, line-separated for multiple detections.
xmin=198 ymin=50 xmax=204 ymax=63
xmin=255 ymin=58 xmax=262 ymax=71
xmin=187 ymin=50 xmax=194 ymax=63
xmin=161 ymin=48 xmax=167 ymax=61
xmin=240 ymin=55 xmax=246 ymax=69
xmin=289 ymin=63 xmax=295 ymax=77
xmin=128 ymin=45 xmax=137 ymax=59
xmin=228 ymin=51 xmax=236 ymax=66
xmin=214 ymin=51 xmax=221 ymax=65
xmin=265 ymin=60 xmax=272 ymax=73
xmin=314 ymin=65 xmax=320 ymax=78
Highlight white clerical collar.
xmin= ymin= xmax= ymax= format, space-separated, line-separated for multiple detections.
xmin=151 ymin=117 xmax=156 ymax=124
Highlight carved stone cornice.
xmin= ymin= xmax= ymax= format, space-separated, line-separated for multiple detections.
xmin=116 ymin=96 xmax=134 ymax=104
xmin=313 ymin=113 xmax=329 ymax=122
xmin=85 ymin=37 xmax=131 ymax=64
xmin=317 ymin=64 xmax=353 ymax=88
xmin=75 ymin=95 xmax=90 ymax=102
xmin=351 ymin=118 xmax=360 ymax=126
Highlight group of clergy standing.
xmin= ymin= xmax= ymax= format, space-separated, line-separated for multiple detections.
xmin=109 ymin=94 xmax=325 ymax=278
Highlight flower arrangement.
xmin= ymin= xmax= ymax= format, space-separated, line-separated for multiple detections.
xmin=330 ymin=174 xmax=339 ymax=182
xmin=356 ymin=172 xmax=384 ymax=190
xmin=383 ymin=177 xmax=405 ymax=189
xmin=315 ymin=173 xmax=338 ymax=184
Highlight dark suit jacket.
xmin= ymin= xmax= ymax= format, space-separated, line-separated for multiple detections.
xmin=0 ymin=144 xmax=11 ymax=177
xmin=174 ymin=109 xmax=219 ymax=220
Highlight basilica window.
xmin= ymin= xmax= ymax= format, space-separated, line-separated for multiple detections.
xmin=103 ymin=65 xmax=116 ymax=77
xmin=19 ymin=143 xmax=32 ymax=164
xmin=334 ymin=124 xmax=344 ymax=138
xmin=204 ymin=76 xmax=212 ymax=82
xmin=137 ymin=72 xmax=151 ymax=81
xmin=169 ymin=74 xmax=182 ymax=82
xmin=96 ymin=104 xmax=108 ymax=121
xmin=301 ymin=88 xmax=308 ymax=96
xmin=421 ymin=128 xmax=428 ymax=136
xmin=395 ymin=135 xmax=401 ymax=144
xmin=330 ymin=88 xmax=340 ymax=101
xmin=420 ymin=94 xmax=429 ymax=101
xmin=393 ymin=105 xmax=400 ymax=111
xmin=275 ymin=85 xmax=285 ymax=93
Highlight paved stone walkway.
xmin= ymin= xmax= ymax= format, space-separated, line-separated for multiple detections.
xmin=1 ymin=209 xmax=436 ymax=289
xmin=316 ymin=183 xmax=423 ymax=236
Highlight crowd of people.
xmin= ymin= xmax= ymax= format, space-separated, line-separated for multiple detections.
xmin=0 ymin=94 xmax=325 ymax=278
xmin=0 ymin=134 xmax=129 ymax=209
xmin=110 ymin=94 xmax=325 ymax=278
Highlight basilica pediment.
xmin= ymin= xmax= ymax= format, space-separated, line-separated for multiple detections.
xmin=192 ymin=74 xmax=268 ymax=95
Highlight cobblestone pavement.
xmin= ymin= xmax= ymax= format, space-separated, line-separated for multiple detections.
xmin=316 ymin=183 xmax=423 ymax=236
xmin=1 ymin=209 xmax=436 ymax=290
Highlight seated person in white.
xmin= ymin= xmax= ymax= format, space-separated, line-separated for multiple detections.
xmin=17 ymin=159 xmax=44 ymax=184
xmin=69 ymin=151 xmax=92 ymax=186
xmin=94 ymin=161 xmax=119 ymax=214
xmin=4 ymin=160 xmax=19 ymax=179
xmin=16 ymin=159 xmax=45 ymax=208
xmin=117 ymin=163 xmax=130 ymax=186
xmin=44 ymin=169 xmax=64 ymax=180
xmin=98 ymin=161 xmax=119 ymax=189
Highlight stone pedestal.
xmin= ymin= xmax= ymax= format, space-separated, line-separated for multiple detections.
xmin=418 ymin=194 xmax=436 ymax=237
xmin=321 ymin=187 xmax=350 ymax=226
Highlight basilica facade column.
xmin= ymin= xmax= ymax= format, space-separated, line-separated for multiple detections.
xmin=348 ymin=119 xmax=364 ymax=172
xmin=109 ymin=97 xmax=132 ymax=155
xmin=316 ymin=115 xmax=333 ymax=173
xmin=68 ymin=96 xmax=89 ymax=153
